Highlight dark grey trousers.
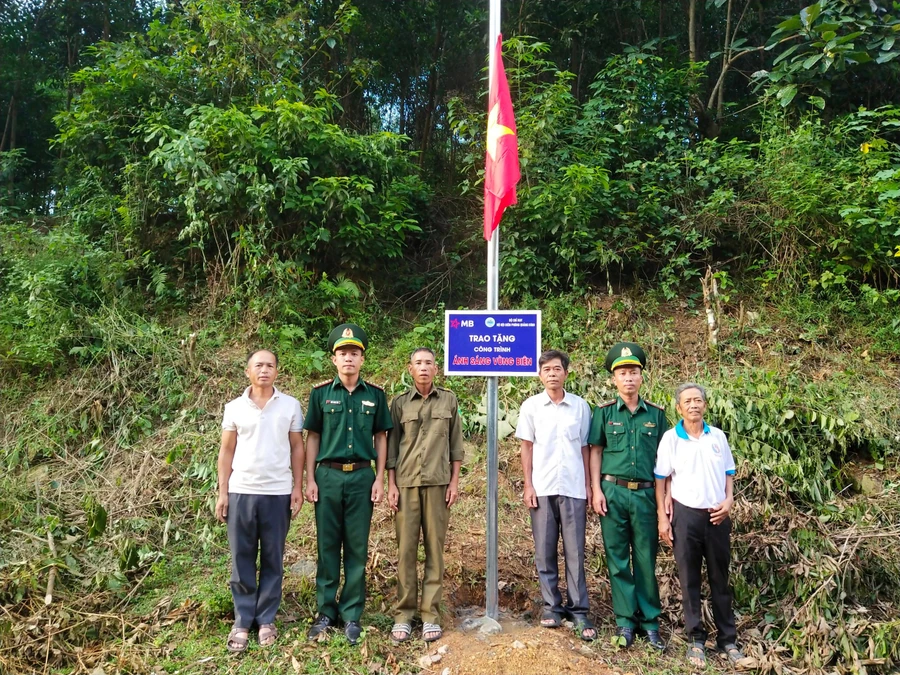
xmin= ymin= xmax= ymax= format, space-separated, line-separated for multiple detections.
xmin=529 ymin=495 xmax=589 ymax=618
xmin=672 ymin=500 xmax=737 ymax=647
xmin=226 ymin=492 xmax=291 ymax=629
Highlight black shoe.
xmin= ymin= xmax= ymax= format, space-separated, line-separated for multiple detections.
xmin=644 ymin=629 xmax=666 ymax=651
xmin=344 ymin=621 xmax=362 ymax=645
xmin=307 ymin=614 xmax=334 ymax=641
xmin=616 ymin=626 xmax=635 ymax=648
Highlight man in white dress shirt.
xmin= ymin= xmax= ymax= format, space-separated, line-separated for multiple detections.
xmin=654 ymin=383 xmax=746 ymax=668
xmin=216 ymin=349 xmax=305 ymax=652
xmin=515 ymin=350 xmax=596 ymax=641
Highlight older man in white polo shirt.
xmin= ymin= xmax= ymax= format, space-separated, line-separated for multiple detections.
xmin=515 ymin=349 xmax=595 ymax=641
xmin=654 ymin=382 xmax=746 ymax=668
xmin=216 ymin=349 xmax=305 ymax=653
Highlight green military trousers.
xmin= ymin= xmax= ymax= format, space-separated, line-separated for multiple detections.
xmin=314 ymin=464 xmax=375 ymax=623
xmin=394 ymin=485 xmax=450 ymax=625
xmin=599 ymin=481 xmax=661 ymax=630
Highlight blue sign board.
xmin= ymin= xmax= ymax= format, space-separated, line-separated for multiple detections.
xmin=444 ymin=310 xmax=541 ymax=376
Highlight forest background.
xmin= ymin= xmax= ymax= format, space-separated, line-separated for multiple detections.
xmin=1 ymin=1 xmax=899 ymax=674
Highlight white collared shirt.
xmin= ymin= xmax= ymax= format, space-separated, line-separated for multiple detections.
xmin=221 ymin=386 xmax=303 ymax=495
xmin=515 ymin=390 xmax=591 ymax=499
xmin=653 ymin=420 xmax=736 ymax=509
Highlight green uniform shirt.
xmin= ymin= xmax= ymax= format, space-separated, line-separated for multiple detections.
xmin=304 ymin=377 xmax=392 ymax=462
xmin=587 ymin=396 xmax=669 ymax=481
xmin=387 ymin=386 xmax=465 ymax=488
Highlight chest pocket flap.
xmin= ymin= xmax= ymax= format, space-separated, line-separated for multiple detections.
xmin=606 ymin=426 xmax=627 ymax=450
xmin=431 ymin=408 xmax=452 ymax=436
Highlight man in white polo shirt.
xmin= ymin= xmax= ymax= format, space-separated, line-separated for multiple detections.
xmin=216 ymin=349 xmax=305 ymax=653
xmin=515 ymin=350 xmax=595 ymax=641
xmin=654 ymin=382 xmax=746 ymax=668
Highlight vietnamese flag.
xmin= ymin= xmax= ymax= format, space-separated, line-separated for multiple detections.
xmin=483 ymin=34 xmax=520 ymax=241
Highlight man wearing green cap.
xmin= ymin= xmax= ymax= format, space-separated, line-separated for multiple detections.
xmin=304 ymin=323 xmax=392 ymax=646
xmin=588 ymin=342 xmax=668 ymax=650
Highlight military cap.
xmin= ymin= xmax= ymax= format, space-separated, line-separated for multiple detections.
xmin=604 ymin=341 xmax=646 ymax=372
xmin=328 ymin=323 xmax=368 ymax=352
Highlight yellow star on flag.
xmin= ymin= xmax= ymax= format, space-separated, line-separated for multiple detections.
xmin=487 ymin=102 xmax=514 ymax=161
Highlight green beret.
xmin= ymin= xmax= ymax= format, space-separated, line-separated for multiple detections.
xmin=328 ymin=323 xmax=368 ymax=352
xmin=604 ymin=341 xmax=646 ymax=372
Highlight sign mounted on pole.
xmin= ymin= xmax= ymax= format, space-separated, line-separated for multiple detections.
xmin=444 ymin=310 xmax=541 ymax=377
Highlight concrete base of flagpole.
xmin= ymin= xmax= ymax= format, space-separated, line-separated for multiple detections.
xmin=460 ymin=615 xmax=503 ymax=636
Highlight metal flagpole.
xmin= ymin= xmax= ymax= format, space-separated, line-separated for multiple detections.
xmin=485 ymin=0 xmax=501 ymax=622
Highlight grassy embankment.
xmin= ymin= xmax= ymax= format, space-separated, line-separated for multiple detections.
xmin=1 ymin=291 xmax=899 ymax=675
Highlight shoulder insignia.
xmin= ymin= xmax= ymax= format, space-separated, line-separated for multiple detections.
xmin=313 ymin=379 xmax=333 ymax=389
xmin=364 ymin=380 xmax=384 ymax=391
xmin=598 ymin=399 xmax=617 ymax=408
xmin=645 ymin=400 xmax=666 ymax=411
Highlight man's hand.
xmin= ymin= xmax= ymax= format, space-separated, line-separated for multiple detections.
xmin=388 ymin=484 xmax=400 ymax=511
xmin=658 ymin=513 xmax=673 ymax=546
xmin=709 ymin=496 xmax=733 ymax=525
xmin=215 ymin=493 xmax=228 ymax=523
xmin=591 ymin=487 xmax=608 ymax=516
xmin=290 ymin=485 xmax=304 ymax=518
xmin=446 ymin=480 xmax=459 ymax=507
xmin=371 ymin=480 xmax=384 ymax=505
xmin=523 ymin=484 xmax=538 ymax=509
xmin=305 ymin=479 xmax=319 ymax=504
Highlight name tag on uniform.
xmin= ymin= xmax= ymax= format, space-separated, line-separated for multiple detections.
xmin=608 ymin=421 xmax=623 ymax=426
xmin=326 ymin=400 xmax=342 ymax=405
xmin=643 ymin=422 xmax=656 ymax=428
xmin=361 ymin=400 xmax=376 ymax=407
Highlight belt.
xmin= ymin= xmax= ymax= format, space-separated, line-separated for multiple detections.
xmin=322 ymin=461 xmax=371 ymax=472
xmin=603 ymin=475 xmax=654 ymax=490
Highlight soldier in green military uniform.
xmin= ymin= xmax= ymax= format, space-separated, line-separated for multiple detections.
xmin=304 ymin=323 xmax=392 ymax=646
xmin=588 ymin=342 xmax=668 ymax=650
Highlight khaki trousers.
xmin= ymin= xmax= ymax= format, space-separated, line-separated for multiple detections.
xmin=394 ymin=485 xmax=450 ymax=625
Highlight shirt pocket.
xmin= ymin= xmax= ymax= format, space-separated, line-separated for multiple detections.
xmin=565 ymin=419 xmax=583 ymax=443
xmin=606 ymin=426 xmax=628 ymax=451
xmin=639 ymin=426 xmax=659 ymax=446
xmin=357 ymin=402 xmax=376 ymax=433
xmin=430 ymin=408 xmax=452 ymax=437
xmin=324 ymin=402 xmax=344 ymax=430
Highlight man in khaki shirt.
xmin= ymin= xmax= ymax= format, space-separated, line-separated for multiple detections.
xmin=387 ymin=348 xmax=464 ymax=644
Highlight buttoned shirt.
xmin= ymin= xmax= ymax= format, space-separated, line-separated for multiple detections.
xmin=515 ymin=390 xmax=592 ymax=499
xmin=587 ymin=396 xmax=669 ymax=482
xmin=221 ymin=386 xmax=303 ymax=495
xmin=387 ymin=386 xmax=464 ymax=487
xmin=304 ymin=377 xmax=392 ymax=462
xmin=654 ymin=421 xmax=736 ymax=509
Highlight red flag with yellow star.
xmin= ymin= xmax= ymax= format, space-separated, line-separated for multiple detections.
xmin=483 ymin=34 xmax=520 ymax=241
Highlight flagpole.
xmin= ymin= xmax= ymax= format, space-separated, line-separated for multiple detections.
xmin=485 ymin=0 xmax=501 ymax=622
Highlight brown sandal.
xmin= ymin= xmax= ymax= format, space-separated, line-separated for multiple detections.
xmin=226 ymin=627 xmax=249 ymax=653
xmin=258 ymin=623 xmax=277 ymax=647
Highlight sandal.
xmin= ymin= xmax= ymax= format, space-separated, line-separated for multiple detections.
xmin=540 ymin=610 xmax=563 ymax=628
xmin=226 ymin=627 xmax=249 ymax=653
xmin=422 ymin=622 xmax=443 ymax=642
xmin=258 ymin=623 xmax=277 ymax=647
xmin=686 ymin=641 xmax=706 ymax=667
xmin=391 ymin=622 xmax=412 ymax=643
xmin=573 ymin=617 xmax=597 ymax=642
xmin=721 ymin=643 xmax=747 ymax=666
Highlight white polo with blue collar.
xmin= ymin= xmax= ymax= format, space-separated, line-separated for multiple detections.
xmin=653 ymin=421 xmax=736 ymax=509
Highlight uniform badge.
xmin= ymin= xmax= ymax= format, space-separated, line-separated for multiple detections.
xmin=342 ymin=327 xmax=354 ymax=338
xmin=621 ymin=346 xmax=632 ymax=357
xmin=326 ymin=400 xmax=342 ymax=405
xmin=361 ymin=400 xmax=375 ymax=407
xmin=643 ymin=422 xmax=656 ymax=428
xmin=608 ymin=421 xmax=623 ymax=426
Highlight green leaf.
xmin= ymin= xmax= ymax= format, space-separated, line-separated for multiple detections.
xmin=800 ymin=3 xmax=822 ymax=30
xmin=777 ymin=84 xmax=799 ymax=107
xmin=802 ymin=53 xmax=824 ymax=69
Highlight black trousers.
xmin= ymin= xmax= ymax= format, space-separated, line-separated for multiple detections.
xmin=226 ymin=493 xmax=291 ymax=629
xmin=672 ymin=500 xmax=737 ymax=647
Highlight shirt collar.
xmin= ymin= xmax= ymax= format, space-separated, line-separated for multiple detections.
xmin=411 ymin=385 xmax=438 ymax=400
xmin=616 ymin=396 xmax=647 ymax=412
xmin=540 ymin=390 xmax=571 ymax=405
xmin=675 ymin=419 xmax=710 ymax=440
xmin=242 ymin=385 xmax=280 ymax=399
xmin=333 ymin=376 xmax=367 ymax=391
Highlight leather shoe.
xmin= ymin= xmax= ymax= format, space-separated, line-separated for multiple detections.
xmin=644 ymin=629 xmax=666 ymax=651
xmin=344 ymin=620 xmax=363 ymax=645
xmin=307 ymin=614 xmax=333 ymax=641
xmin=616 ymin=626 xmax=635 ymax=648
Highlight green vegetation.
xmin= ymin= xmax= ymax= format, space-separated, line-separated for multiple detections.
xmin=1 ymin=0 xmax=899 ymax=673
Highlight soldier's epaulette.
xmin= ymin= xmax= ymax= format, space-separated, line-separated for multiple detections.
xmin=598 ymin=399 xmax=617 ymax=408
xmin=313 ymin=379 xmax=333 ymax=389
xmin=364 ymin=380 xmax=384 ymax=391
xmin=645 ymin=400 xmax=666 ymax=411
